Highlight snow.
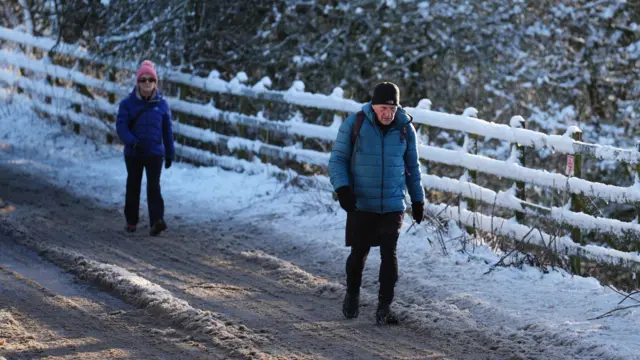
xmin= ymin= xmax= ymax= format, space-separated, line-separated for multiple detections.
xmin=419 ymin=144 xmax=640 ymax=203
xmin=421 ymin=173 xmax=640 ymax=237
xmin=2 ymin=27 xmax=639 ymax=165
xmin=1 ymin=99 xmax=639 ymax=360
xmin=427 ymin=202 xmax=640 ymax=266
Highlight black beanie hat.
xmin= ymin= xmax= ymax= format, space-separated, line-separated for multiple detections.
xmin=371 ymin=82 xmax=400 ymax=106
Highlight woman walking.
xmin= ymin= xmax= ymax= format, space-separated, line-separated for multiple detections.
xmin=116 ymin=60 xmax=175 ymax=236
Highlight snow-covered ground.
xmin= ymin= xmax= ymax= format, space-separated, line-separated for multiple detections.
xmin=1 ymin=100 xmax=639 ymax=359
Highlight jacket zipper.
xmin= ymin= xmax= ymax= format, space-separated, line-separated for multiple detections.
xmin=381 ymin=131 xmax=385 ymax=213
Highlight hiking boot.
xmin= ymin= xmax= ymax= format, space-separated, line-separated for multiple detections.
xmin=125 ymin=224 xmax=137 ymax=233
xmin=375 ymin=302 xmax=399 ymax=325
xmin=342 ymin=292 xmax=360 ymax=319
xmin=149 ymin=219 xmax=167 ymax=236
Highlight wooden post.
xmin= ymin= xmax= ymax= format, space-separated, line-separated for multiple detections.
xmin=570 ymin=129 xmax=584 ymax=245
xmin=510 ymin=116 xmax=526 ymax=223
xmin=108 ymin=69 xmax=117 ymax=106
xmin=106 ymin=69 xmax=116 ymax=144
xmin=174 ymin=84 xmax=187 ymax=163
xmin=416 ymin=99 xmax=432 ymax=202
xmin=635 ymin=141 xmax=640 ymax=251
xmin=16 ymin=67 xmax=24 ymax=94
xmin=567 ymin=128 xmax=584 ymax=275
xmin=467 ymin=133 xmax=478 ymax=215
xmin=417 ymin=123 xmax=430 ymax=202
xmin=459 ymin=107 xmax=479 ymax=233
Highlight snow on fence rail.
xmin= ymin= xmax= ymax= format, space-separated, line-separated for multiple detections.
xmin=2 ymin=28 xmax=640 ymax=267
xmin=4 ymin=56 xmax=638 ymax=205
xmin=1 ymin=26 xmax=639 ymax=164
xmin=419 ymin=144 xmax=640 ymax=203
xmin=422 ymin=174 xmax=640 ymax=236
xmin=5 ymin=65 xmax=638 ymax=238
xmin=428 ymin=203 xmax=640 ymax=268
xmin=0 ymin=68 xmax=331 ymax=167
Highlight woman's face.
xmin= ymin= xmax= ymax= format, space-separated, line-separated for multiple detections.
xmin=138 ymin=76 xmax=156 ymax=96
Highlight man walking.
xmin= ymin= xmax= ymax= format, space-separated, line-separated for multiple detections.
xmin=328 ymin=82 xmax=425 ymax=325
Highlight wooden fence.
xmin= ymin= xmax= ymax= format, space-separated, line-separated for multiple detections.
xmin=1 ymin=26 xmax=640 ymax=269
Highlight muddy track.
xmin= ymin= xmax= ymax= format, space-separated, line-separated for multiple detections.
xmin=0 ymin=160 xmax=586 ymax=360
xmin=0 ymin=238 xmax=227 ymax=360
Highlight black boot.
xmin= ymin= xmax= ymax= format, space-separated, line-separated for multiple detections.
xmin=149 ymin=219 xmax=167 ymax=236
xmin=342 ymin=291 xmax=360 ymax=319
xmin=375 ymin=302 xmax=399 ymax=325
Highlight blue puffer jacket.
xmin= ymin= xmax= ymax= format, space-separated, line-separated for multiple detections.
xmin=329 ymin=102 xmax=425 ymax=213
xmin=116 ymin=88 xmax=175 ymax=159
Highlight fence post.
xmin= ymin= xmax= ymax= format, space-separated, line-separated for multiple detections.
xmin=634 ymin=141 xmax=640 ymax=251
xmin=569 ymin=129 xmax=584 ymax=245
xmin=106 ymin=68 xmax=116 ymax=144
xmin=510 ymin=116 xmax=526 ymax=223
xmin=566 ymin=127 xmax=584 ymax=275
xmin=174 ymin=84 xmax=188 ymax=162
xmin=461 ymin=107 xmax=478 ymax=232
xmin=15 ymin=66 xmax=24 ymax=94
xmin=72 ymin=61 xmax=82 ymax=135
xmin=416 ymin=99 xmax=432 ymax=202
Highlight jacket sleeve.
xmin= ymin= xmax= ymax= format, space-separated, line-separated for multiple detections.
xmin=404 ymin=123 xmax=425 ymax=203
xmin=115 ymin=100 xmax=137 ymax=145
xmin=162 ymin=102 xmax=175 ymax=159
xmin=328 ymin=113 xmax=356 ymax=191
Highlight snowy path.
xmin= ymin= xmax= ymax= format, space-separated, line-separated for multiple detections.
xmin=0 ymin=156 xmax=570 ymax=360
xmin=0 ymin=162 xmax=458 ymax=359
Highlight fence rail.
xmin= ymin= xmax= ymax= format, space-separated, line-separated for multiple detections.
xmin=2 ymin=27 xmax=640 ymax=268
xmin=2 ymin=25 xmax=639 ymax=163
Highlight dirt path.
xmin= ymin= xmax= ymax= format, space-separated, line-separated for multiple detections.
xmin=0 ymin=236 xmax=226 ymax=360
xmin=0 ymin=159 xmax=577 ymax=360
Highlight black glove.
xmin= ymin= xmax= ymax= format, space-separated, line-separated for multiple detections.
xmin=412 ymin=202 xmax=424 ymax=224
xmin=132 ymin=142 xmax=145 ymax=155
xmin=336 ymin=186 xmax=357 ymax=213
xmin=165 ymin=158 xmax=172 ymax=169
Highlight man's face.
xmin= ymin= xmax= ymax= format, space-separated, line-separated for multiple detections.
xmin=372 ymin=104 xmax=398 ymax=125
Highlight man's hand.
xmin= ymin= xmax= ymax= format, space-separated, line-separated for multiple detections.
xmin=336 ymin=186 xmax=357 ymax=213
xmin=165 ymin=158 xmax=172 ymax=169
xmin=412 ymin=202 xmax=424 ymax=224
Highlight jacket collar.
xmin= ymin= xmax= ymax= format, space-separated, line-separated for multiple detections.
xmin=130 ymin=87 xmax=162 ymax=102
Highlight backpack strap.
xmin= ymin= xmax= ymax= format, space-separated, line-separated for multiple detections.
xmin=350 ymin=111 xmax=366 ymax=146
xmin=400 ymin=125 xmax=407 ymax=143
xmin=128 ymin=99 xmax=159 ymax=131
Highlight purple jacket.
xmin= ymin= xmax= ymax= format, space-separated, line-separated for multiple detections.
xmin=116 ymin=88 xmax=175 ymax=159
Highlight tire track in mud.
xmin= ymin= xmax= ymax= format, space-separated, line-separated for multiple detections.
xmin=0 ymin=160 xmax=610 ymax=360
xmin=0 ymin=164 xmax=448 ymax=359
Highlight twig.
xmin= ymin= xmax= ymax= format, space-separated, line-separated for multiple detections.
xmin=616 ymin=289 xmax=640 ymax=305
xmin=587 ymin=304 xmax=640 ymax=321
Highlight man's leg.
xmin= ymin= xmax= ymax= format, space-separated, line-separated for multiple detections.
xmin=124 ymin=156 xmax=144 ymax=229
xmin=346 ymin=244 xmax=371 ymax=293
xmin=376 ymin=235 xmax=399 ymax=324
xmin=343 ymin=244 xmax=370 ymax=318
xmin=378 ymin=236 xmax=399 ymax=306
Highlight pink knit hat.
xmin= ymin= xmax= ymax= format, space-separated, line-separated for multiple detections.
xmin=136 ymin=60 xmax=157 ymax=82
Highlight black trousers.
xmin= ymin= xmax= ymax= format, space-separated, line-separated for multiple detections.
xmin=124 ymin=156 xmax=164 ymax=226
xmin=346 ymin=236 xmax=399 ymax=305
